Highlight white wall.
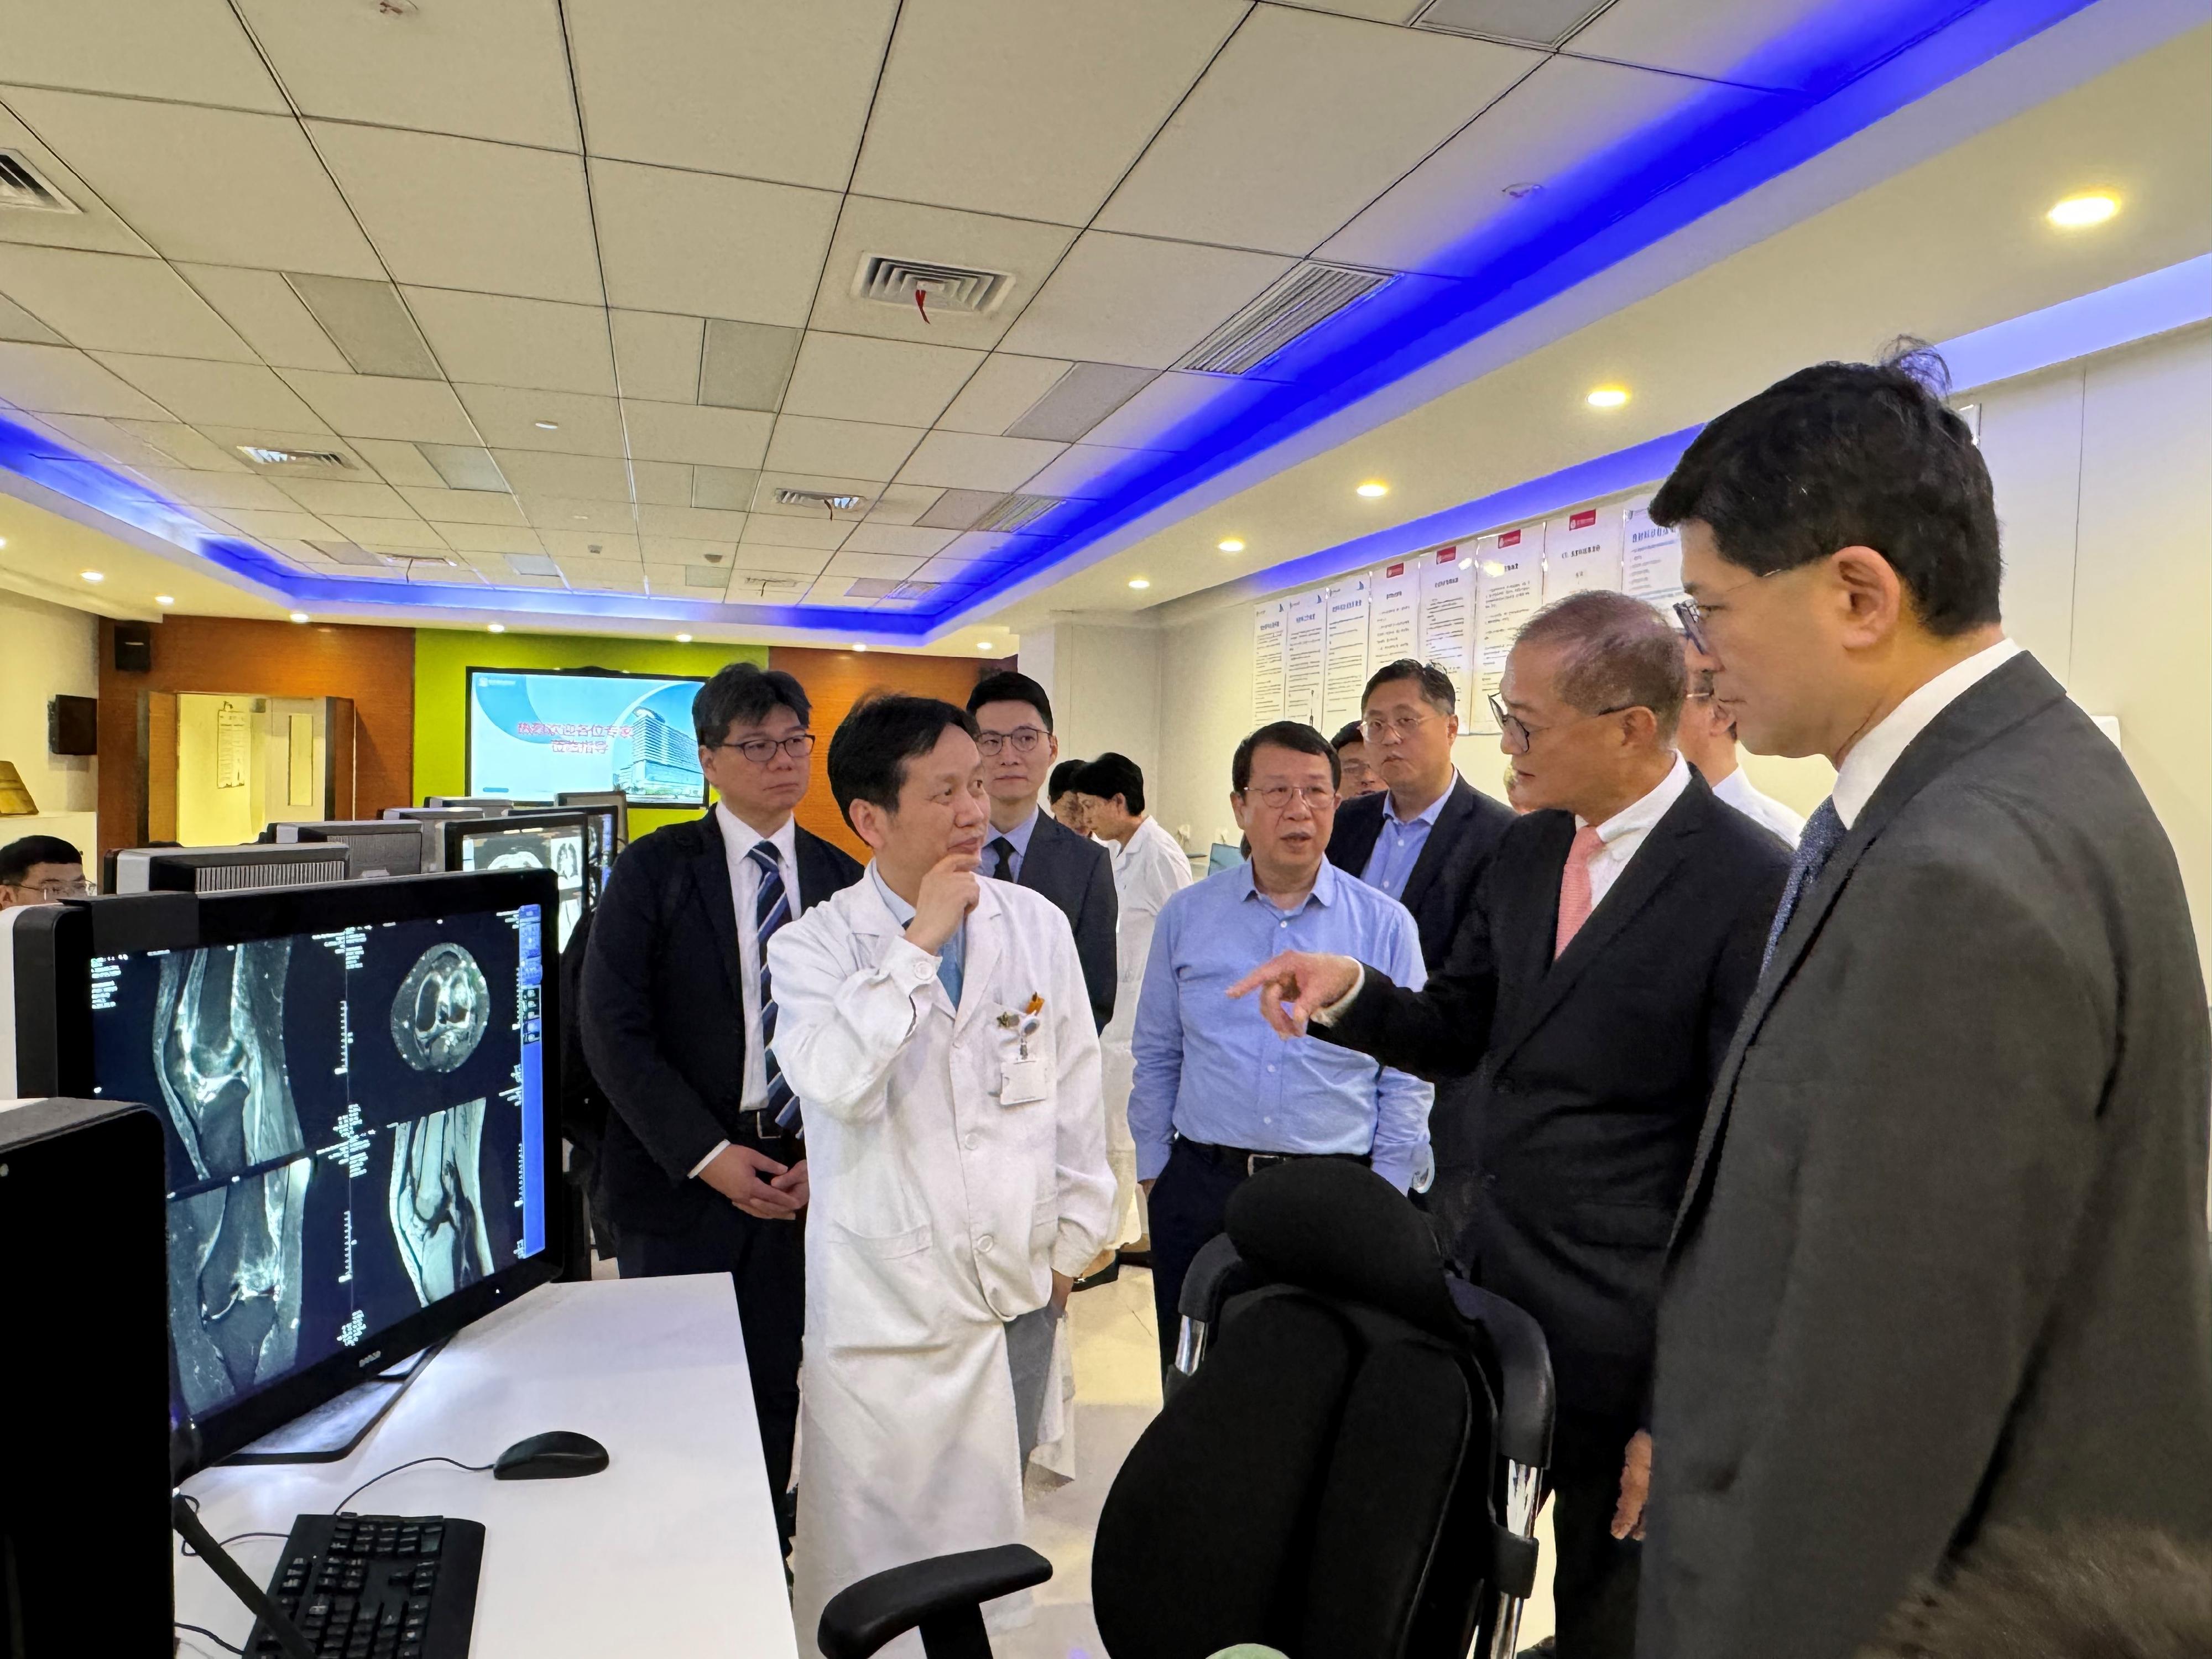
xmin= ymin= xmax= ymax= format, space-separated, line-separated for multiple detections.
xmin=1025 ymin=618 xmax=1166 ymax=816
xmin=0 ymin=588 xmax=97 ymax=859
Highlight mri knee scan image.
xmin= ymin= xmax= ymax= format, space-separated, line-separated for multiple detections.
xmin=393 ymin=942 xmax=490 ymax=1072
xmin=389 ymin=1099 xmax=495 ymax=1305
xmin=455 ymin=823 xmax=587 ymax=948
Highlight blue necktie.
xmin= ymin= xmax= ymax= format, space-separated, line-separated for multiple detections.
xmin=937 ymin=932 xmax=964 ymax=1009
xmin=747 ymin=842 xmax=799 ymax=1132
xmin=1761 ymin=798 xmax=1846 ymax=974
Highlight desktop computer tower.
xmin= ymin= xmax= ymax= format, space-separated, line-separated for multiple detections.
xmin=0 ymin=1098 xmax=171 ymax=1655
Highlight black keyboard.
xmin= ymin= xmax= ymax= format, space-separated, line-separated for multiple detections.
xmin=247 ymin=1512 xmax=483 ymax=1659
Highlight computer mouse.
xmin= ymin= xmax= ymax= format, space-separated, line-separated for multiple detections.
xmin=493 ymin=1430 xmax=610 ymax=1480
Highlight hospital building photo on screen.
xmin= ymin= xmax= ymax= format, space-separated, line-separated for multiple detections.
xmin=467 ymin=669 xmax=705 ymax=806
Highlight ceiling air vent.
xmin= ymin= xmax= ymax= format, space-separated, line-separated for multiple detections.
xmin=843 ymin=577 xmax=940 ymax=602
xmin=0 ymin=152 xmax=79 ymax=214
xmin=1177 ymin=262 xmax=1393 ymax=377
xmin=915 ymin=490 xmax=1063 ymax=534
xmin=734 ymin=575 xmax=807 ymax=598
xmin=309 ymin=540 xmax=389 ymax=568
xmin=1410 ymin=0 xmax=1613 ymax=48
xmin=237 ymin=444 xmax=352 ymax=470
xmin=853 ymin=254 xmax=1013 ymax=316
xmin=970 ymin=494 xmax=1063 ymax=534
xmin=775 ymin=488 xmax=868 ymax=513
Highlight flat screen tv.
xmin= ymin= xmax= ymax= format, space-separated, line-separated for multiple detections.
xmin=466 ymin=667 xmax=707 ymax=808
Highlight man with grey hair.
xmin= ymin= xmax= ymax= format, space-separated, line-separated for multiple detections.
xmin=1231 ymin=589 xmax=1789 ymax=1659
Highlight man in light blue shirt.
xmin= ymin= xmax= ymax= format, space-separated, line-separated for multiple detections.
xmin=1130 ymin=719 xmax=1431 ymax=1364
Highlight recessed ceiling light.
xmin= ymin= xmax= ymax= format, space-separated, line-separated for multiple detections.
xmin=1217 ymin=538 xmax=1245 ymax=553
xmin=534 ymin=420 xmax=560 ymax=430
xmin=1587 ymin=387 xmax=1630 ymax=408
xmin=1356 ymin=482 xmax=1389 ymax=498
xmin=1128 ymin=577 xmax=1150 ymax=590
xmin=488 ymin=623 xmax=505 ymax=633
xmin=976 ymin=640 xmax=994 ymax=651
xmin=852 ymin=643 xmax=868 ymax=653
xmin=80 ymin=570 xmax=103 ymax=583
xmin=289 ymin=612 xmax=310 ymax=623
xmin=2047 ymin=192 xmax=2119 ymax=228
xmin=0 ymin=537 xmax=9 ymax=547
xmin=675 ymin=633 xmax=692 ymax=643
xmin=155 ymin=593 xmax=174 ymax=605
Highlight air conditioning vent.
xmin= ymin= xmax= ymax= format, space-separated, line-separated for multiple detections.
xmin=843 ymin=577 xmax=940 ymax=601
xmin=915 ymin=490 xmax=1063 ymax=534
xmin=970 ymin=494 xmax=1063 ymax=534
xmin=682 ymin=565 xmax=726 ymax=588
xmin=853 ymin=254 xmax=1013 ymax=316
xmin=0 ymin=151 xmax=79 ymax=214
xmin=734 ymin=575 xmax=807 ymax=597
xmin=308 ymin=540 xmax=389 ymax=568
xmin=237 ymin=445 xmax=352 ymax=471
xmin=505 ymin=553 xmax=562 ymax=577
xmin=775 ymin=488 xmax=868 ymax=513
xmin=1410 ymin=0 xmax=1611 ymax=48
xmin=1177 ymin=262 xmax=1393 ymax=377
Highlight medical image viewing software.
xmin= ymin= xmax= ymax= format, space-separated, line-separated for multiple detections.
xmin=87 ymin=902 xmax=549 ymax=1427
xmin=453 ymin=820 xmax=587 ymax=949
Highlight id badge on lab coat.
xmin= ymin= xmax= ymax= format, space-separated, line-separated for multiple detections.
xmin=1000 ymin=1055 xmax=1049 ymax=1104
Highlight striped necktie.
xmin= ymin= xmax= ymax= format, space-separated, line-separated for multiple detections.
xmin=748 ymin=841 xmax=799 ymax=1133
xmin=1761 ymin=798 xmax=1846 ymax=974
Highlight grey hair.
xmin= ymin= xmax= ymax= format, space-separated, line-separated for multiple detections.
xmin=1514 ymin=588 xmax=1687 ymax=740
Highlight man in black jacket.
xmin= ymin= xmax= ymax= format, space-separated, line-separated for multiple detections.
xmin=966 ymin=671 xmax=1118 ymax=1031
xmin=1327 ymin=659 xmax=1513 ymax=1253
xmin=1233 ymin=592 xmax=1788 ymax=1659
xmin=582 ymin=661 xmax=861 ymax=1550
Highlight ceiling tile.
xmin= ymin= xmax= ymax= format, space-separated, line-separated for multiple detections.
xmin=852 ymin=0 xmax=1246 ymax=224
xmin=739 ymin=514 xmax=851 ymax=551
xmin=590 ymin=159 xmax=840 ymax=325
xmin=345 ymin=437 xmax=447 ymax=488
xmin=714 ymin=544 xmax=826 ymax=576
xmin=36 ymin=413 xmax=181 ymax=471
xmin=800 ymin=576 xmax=875 ymax=608
xmin=764 ymin=415 xmax=924 ymax=479
xmin=806 ymin=199 xmax=1078 ymax=351
xmin=310 ymin=123 xmax=602 ymax=305
xmin=114 ymin=420 xmax=250 ymax=470
xmin=781 ymin=333 xmax=985 ymax=429
xmin=276 ymin=369 xmax=480 ymax=444
xmin=493 ymin=449 xmax=634 ymax=500
xmin=403 ymin=288 xmax=617 ymax=396
xmin=566 ymin=0 xmax=895 ymax=189
xmin=1 ymin=91 xmax=383 ymax=276
xmin=1319 ymin=55 xmax=1761 ymax=274
xmin=0 ymin=107 xmax=153 ymax=258
xmin=637 ymin=504 xmax=750 ymax=541
xmin=415 ymin=442 xmax=508 ymax=491
xmin=691 ymin=466 xmax=761 ymax=512
xmin=0 ymin=295 xmax=64 ymax=347
xmin=237 ymin=0 xmax=581 ymax=150
xmin=1079 ymin=368 xmax=1227 ymax=449
xmin=630 ymin=460 xmax=692 ymax=507
xmin=542 ymin=530 xmax=641 ymax=562
xmin=622 ymin=399 xmax=774 ymax=467
xmin=1097 ymin=9 xmax=1537 ymax=254
xmin=639 ymin=535 xmax=734 ymax=564
xmin=128 ymin=467 xmax=296 ymax=510
xmin=193 ymin=424 xmax=365 ymax=464
xmin=897 ymin=430 xmax=1067 ymax=492
xmin=1019 ymin=441 xmax=1162 ymax=499
xmin=724 ymin=567 xmax=815 ymax=599
xmin=431 ymin=521 xmax=545 ymax=555
xmin=699 ymin=320 xmax=802 ymax=411
xmin=609 ymin=310 xmax=702 ymax=404
xmin=934 ymin=353 xmax=1072 ymax=436
xmin=823 ymin=549 xmax=925 ymax=580
xmin=521 ymin=495 xmax=635 ymax=534
xmin=273 ymin=477 xmax=415 ymax=517
xmin=998 ymin=233 xmax=1288 ymax=368
xmin=93 ymin=354 xmax=324 ymax=428
xmin=456 ymin=385 xmax=627 ymax=455
xmin=0 ymin=246 xmax=254 ymax=361
xmin=319 ymin=515 xmax=450 ymax=550
xmin=211 ymin=507 xmax=335 ymax=541
xmin=3 ymin=0 xmax=286 ymax=110
xmin=174 ymin=265 xmax=351 ymax=372
xmin=398 ymin=486 xmax=526 ymax=525
xmin=859 ymin=483 xmax=946 ymax=525
xmin=839 ymin=523 xmax=958 ymax=558
xmin=1568 ymin=0 xmax=1881 ymax=88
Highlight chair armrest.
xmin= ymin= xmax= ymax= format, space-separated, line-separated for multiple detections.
xmin=1178 ymin=1231 xmax=1247 ymax=1322
xmin=817 ymin=1544 xmax=1052 ymax=1659
xmin=1448 ymin=1278 xmax=1555 ymax=1472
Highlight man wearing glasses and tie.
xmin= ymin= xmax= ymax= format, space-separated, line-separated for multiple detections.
xmin=582 ymin=661 xmax=861 ymax=1556
xmin=0 ymin=836 xmax=92 ymax=907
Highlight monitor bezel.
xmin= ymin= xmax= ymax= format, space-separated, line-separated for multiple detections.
xmin=464 ymin=664 xmax=708 ymax=808
xmin=22 ymin=872 xmax=565 ymax=1477
xmin=439 ymin=808 xmax=595 ymax=925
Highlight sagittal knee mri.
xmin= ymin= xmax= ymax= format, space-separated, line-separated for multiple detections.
xmin=389 ymin=1099 xmax=495 ymax=1305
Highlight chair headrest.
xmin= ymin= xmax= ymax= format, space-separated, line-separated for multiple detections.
xmin=1223 ymin=1160 xmax=1459 ymax=1337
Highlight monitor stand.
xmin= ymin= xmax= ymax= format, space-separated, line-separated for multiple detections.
xmin=223 ymin=1341 xmax=447 ymax=1465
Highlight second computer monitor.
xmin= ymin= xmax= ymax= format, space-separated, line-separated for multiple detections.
xmin=276 ymin=820 xmax=429 ymax=879
xmin=443 ymin=810 xmax=590 ymax=949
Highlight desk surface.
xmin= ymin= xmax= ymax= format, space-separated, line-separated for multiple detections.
xmin=176 ymin=1275 xmax=799 ymax=1659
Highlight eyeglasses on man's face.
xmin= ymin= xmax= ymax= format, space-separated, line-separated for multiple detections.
xmin=974 ymin=726 xmax=1048 ymax=758
xmin=1487 ymin=693 xmax=1636 ymax=756
xmin=1674 ymin=562 xmax=1792 ymax=658
xmin=1358 ymin=710 xmax=1437 ymax=744
xmin=7 ymin=878 xmax=92 ymax=900
xmin=1240 ymin=782 xmax=1336 ymax=812
xmin=710 ymin=732 xmax=816 ymax=765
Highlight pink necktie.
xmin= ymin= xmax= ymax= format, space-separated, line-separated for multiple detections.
xmin=1554 ymin=825 xmax=1606 ymax=959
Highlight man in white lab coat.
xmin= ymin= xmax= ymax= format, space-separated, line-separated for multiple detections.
xmin=1070 ymin=753 xmax=1192 ymax=1272
xmin=769 ymin=694 xmax=1117 ymax=1658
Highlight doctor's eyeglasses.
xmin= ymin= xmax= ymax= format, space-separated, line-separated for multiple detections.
xmin=710 ymin=732 xmax=817 ymax=765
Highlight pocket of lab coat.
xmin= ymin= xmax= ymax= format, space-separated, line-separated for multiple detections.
xmin=816 ymin=1219 xmax=942 ymax=1355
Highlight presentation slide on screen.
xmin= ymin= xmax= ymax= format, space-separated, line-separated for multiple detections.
xmin=468 ymin=670 xmax=705 ymax=806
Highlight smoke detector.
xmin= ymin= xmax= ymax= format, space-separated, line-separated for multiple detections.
xmin=853 ymin=255 xmax=1013 ymax=316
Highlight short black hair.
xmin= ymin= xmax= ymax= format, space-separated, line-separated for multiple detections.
xmin=0 ymin=834 xmax=82 ymax=885
xmin=1650 ymin=343 xmax=2000 ymax=637
xmin=1329 ymin=721 xmax=1365 ymax=752
xmin=827 ymin=694 xmax=978 ymax=831
xmin=1072 ymin=753 xmax=1144 ymax=815
xmin=1363 ymin=658 xmax=1455 ymax=716
xmin=967 ymin=670 xmax=1053 ymax=732
xmin=1232 ymin=721 xmax=1339 ymax=795
xmin=1047 ymin=759 xmax=1086 ymax=801
xmin=693 ymin=661 xmax=810 ymax=747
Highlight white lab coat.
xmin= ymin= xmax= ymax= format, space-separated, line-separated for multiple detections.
xmin=769 ymin=872 xmax=1116 ymax=1659
xmin=1100 ymin=815 xmax=1194 ymax=1244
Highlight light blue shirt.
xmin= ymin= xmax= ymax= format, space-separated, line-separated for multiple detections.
xmin=868 ymin=862 xmax=965 ymax=1005
xmin=1129 ymin=858 xmax=1432 ymax=1190
xmin=985 ymin=806 xmax=1042 ymax=883
xmin=1358 ymin=776 xmax=1456 ymax=901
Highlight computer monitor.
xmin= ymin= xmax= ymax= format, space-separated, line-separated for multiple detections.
xmin=443 ymin=810 xmax=590 ymax=950
xmin=557 ymin=794 xmax=627 ymax=906
xmin=556 ymin=790 xmax=628 ymax=847
xmin=112 ymin=843 xmax=350 ymax=895
xmin=275 ymin=820 xmax=429 ymax=879
xmin=424 ymin=796 xmax=545 ymax=812
xmin=1208 ymin=842 xmax=1246 ymax=874
xmin=3 ymin=871 xmax=561 ymax=1476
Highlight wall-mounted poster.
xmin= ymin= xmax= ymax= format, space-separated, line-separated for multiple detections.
xmin=1252 ymin=601 xmax=1287 ymax=724
xmin=1368 ymin=560 xmax=1420 ymax=666
xmin=1476 ymin=528 xmax=1541 ymax=711
xmin=1283 ymin=589 xmax=1328 ymax=728
xmin=1622 ymin=493 xmax=1685 ymax=611
xmin=1418 ymin=546 xmax=1482 ymax=729
xmin=1321 ymin=578 xmax=1372 ymax=731
xmin=1541 ymin=504 xmax=1624 ymax=602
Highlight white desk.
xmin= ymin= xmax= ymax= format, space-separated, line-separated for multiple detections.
xmin=175 ymin=1276 xmax=799 ymax=1659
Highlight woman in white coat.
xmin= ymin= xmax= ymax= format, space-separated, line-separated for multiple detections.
xmin=769 ymin=697 xmax=1115 ymax=1659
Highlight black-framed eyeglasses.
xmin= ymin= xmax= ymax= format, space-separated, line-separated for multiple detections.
xmin=1488 ymin=693 xmax=1637 ymax=755
xmin=709 ymin=732 xmax=816 ymax=765
xmin=1674 ymin=565 xmax=1785 ymax=658
xmin=974 ymin=727 xmax=1048 ymax=757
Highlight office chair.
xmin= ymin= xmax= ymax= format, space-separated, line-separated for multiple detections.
xmin=818 ymin=1158 xmax=1556 ymax=1659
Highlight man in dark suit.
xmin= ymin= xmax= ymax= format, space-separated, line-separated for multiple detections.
xmin=966 ymin=671 xmax=1118 ymax=1031
xmin=1632 ymin=349 xmax=2212 ymax=1659
xmin=582 ymin=661 xmax=862 ymax=1552
xmin=1327 ymin=659 xmax=1514 ymax=1253
xmin=1233 ymin=593 xmax=1789 ymax=1659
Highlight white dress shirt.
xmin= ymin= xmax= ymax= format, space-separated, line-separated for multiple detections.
xmin=1830 ymin=639 xmax=2021 ymax=829
xmin=687 ymin=804 xmax=800 ymax=1180
xmin=1577 ymin=751 xmax=1694 ymax=911
xmin=1712 ymin=765 xmax=1808 ymax=847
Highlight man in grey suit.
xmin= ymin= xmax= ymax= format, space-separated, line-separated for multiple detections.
xmin=967 ymin=670 xmax=1118 ymax=1032
xmin=1626 ymin=347 xmax=2212 ymax=1659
